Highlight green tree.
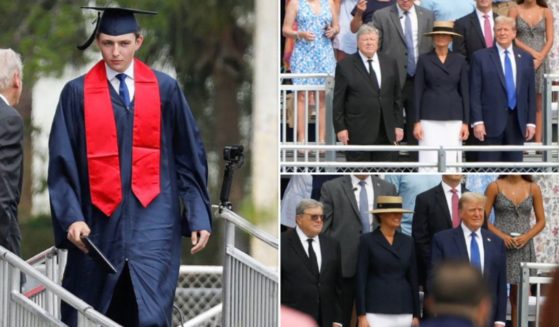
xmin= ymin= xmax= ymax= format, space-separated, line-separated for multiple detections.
xmin=0 ymin=0 xmax=88 ymax=221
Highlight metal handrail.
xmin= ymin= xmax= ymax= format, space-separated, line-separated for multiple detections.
xmin=0 ymin=246 xmax=119 ymax=326
xmin=181 ymin=304 xmax=222 ymax=327
xmin=213 ymin=205 xmax=278 ymax=249
xmin=518 ymin=262 xmax=558 ymax=327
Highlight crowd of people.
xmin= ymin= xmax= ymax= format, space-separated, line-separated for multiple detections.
xmin=281 ymin=174 xmax=552 ymax=327
xmin=282 ymin=0 xmax=555 ymax=166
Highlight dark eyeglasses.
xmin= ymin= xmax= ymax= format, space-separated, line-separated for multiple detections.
xmin=304 ymin=213 xmax=325 ymax=221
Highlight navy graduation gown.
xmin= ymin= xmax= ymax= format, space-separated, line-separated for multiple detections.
xmin=48 ymin=69 xmax=212 ymax=326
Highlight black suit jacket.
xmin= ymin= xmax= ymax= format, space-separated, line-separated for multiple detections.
xmin=0 ymin=97 xmax=23 ymax=256
xmin=281 ymin=229 xmax=343 ymax=327
xmin=355 ymin=229 xmax=420 ymax=317
xmin=333 ymin=53 xmax=403 ymax=145
xmin=431 ymin=227 xmax=507 ymax=324
xmin=412 ymin=183 xmax=471 ymax=286
xmin=320 ymin=175 xmax=397 ymax=277
xmin=414 ymin=51 xmax=469 ymax=123
xmin=453 ymin=10 xmax=498 ymax=62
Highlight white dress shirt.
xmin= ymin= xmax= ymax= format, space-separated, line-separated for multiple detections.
xmin=0 ymin=94 xmax=9 ymax=106
xmin=351 ymin=175 xmax=375 ymax=229
xmin=358 ymin=51 xmax=382 ymax=88
xmin=397 ymin=4 xmax=419 ymax=65
xmin=476 ymin=8 xmax=495 ymax=41
xmin=295 ymin=226 xmax=322 ymax=272
xmin=106 ymin=61 xmax=135 ymax=101
xmin=460 ymin=223 xmax=485 ymax=273
xmin=495 ymin=43 xmax=516 ymax=88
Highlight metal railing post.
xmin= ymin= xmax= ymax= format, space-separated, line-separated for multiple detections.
xmin=325 ymin=76 xmax=336 ymax=170
xmin=437 ymin=146 xmax=446 ymax=172
xmin=518 ymin=263 xmax=530 ymax=327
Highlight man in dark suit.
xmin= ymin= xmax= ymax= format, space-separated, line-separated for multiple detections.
xmin=0 ymin=48 xmax=24 ymax=257
xmin=454 ymin=0 xmax=498 ymax=162
xmin=281 ymin=199 xmax=343 ymax=327
xmin=372 ymin=0 xmax=434 ymax=160
xmin=454 ymin=0 xmax=498 ymax=62
xmin=412 ymin=174 xmax=468 ymax=291
xmin=431 ymin=192 xmax=507 ymax=327
xmin=471 ymin=15 xmax=536 ymax=162
xmin=333 ymin=24 xmax=403 ymax=162
xmin=320 ymin=174 xmax=396 ymax=327
xmin=421 ymin=261 xmax=492 ymax=327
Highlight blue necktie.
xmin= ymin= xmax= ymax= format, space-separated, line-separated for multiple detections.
xmin=504 ymin=50 xmax=516 ymax=110
xmin=116 ymin=73 xmax=131 ymax=108
xmin=359 ymin=180 xmax=370 ymax=232
xmin=470 ymin=232 xmax=481 ymax=271
xmin=404 ymin=11 xmax=416 ymax=76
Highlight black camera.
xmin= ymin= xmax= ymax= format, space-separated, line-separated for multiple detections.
xmin=223 ymin=145 xmax=244 ymax=164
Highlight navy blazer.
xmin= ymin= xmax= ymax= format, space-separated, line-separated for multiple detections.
xmin=470 ymin=46 xmax=536 ymax=138
xmin=281 ymin=229 xmax=343 ymax=326
xmin=430 ymin=227 xmax=507 ymax=324
xmin=414 ymin=51 xmax=469 ymax=123
xmin=453 ymin=10 xmax=498 ymax=61
xmin=355 ymin=228 xmax=420 ymax=317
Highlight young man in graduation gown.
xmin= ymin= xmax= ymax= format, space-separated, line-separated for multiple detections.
xmin=48 ymin=7 xmax=212 ymax=326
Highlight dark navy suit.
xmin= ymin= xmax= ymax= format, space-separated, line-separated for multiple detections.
xmin=421 ymin=316 xmax=476 ymax=327
xmin=470 ymin=45 xmax=536 ymax=162
xmin=355 ymin=228 xmax=420 ymax=317
xmin=453 ymin=11 xmax=498 ymax=62
xmin=431 ymin=227 xmax=507 ymax=325
xmin=414 ymin=51 xmax=469 ymax=124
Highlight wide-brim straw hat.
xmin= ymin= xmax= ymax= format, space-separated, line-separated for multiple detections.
xmin=370 ymin=196 xmax=414 ymax=214
xmin=424 ymin=21 xmax=462 ymax=38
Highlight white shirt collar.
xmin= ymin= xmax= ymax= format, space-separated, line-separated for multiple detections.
xmin=0 ymin=94 xmax=9 ymax=106
xmin=105 ymin=60 xmax=135 ymax=81
xmin=476 ymin=8 xmax=493 ymax=19
xmin=295 ymin=225 xmax=319 ymax=243
xmin=358 ymin=50 xmax=379 ymax=63
xmin=441 ymin=181 xmax=460 ymax=193
xmin=351 ymin=175 xmax=371 ymax=188
xmin=496 ymin=42 xmax=514 ymax=55
xmin=397 ymin=4 xmax=416 ymax=17
xmin=461 ymin=222 xmax=481 ymax=238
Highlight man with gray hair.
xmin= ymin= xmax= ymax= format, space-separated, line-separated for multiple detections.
xmin=0 ymin=48 xmax=24 ymax=256
xmin=333 ymin=23 xmax=404 ymax=162
xmin=281 ymin=199 xmax=343 ymax=327
xmin=422 ymin=261 xmax=492 ymax=327
xmin=431 ymin=192 xmax=507 ymax=327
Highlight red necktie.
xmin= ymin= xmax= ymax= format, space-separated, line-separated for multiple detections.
xmin=483 ymin=15 xmax=493 ymax=48
xmin=451 ymin=188 xmax=460 ymax=227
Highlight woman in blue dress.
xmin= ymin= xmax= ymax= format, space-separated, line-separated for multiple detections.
xmin=283 ymin=0 xmax=338 ymax=145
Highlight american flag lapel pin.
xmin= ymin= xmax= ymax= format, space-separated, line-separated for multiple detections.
xmin=487 ymin=237 xmax=491 ymax=242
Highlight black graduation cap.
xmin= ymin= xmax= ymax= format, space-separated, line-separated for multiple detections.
xmin=77 ymin=6 xmax=157 ymax=50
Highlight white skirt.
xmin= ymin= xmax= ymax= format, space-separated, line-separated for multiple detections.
xmin=418 ymin=120 xmax=463 ymax=172
xmin=366 ymin=313 xmax=413 ymax=327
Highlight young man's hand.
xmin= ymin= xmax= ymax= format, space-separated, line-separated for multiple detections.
xmin=191 ymin=230 xmax=211 ymax=254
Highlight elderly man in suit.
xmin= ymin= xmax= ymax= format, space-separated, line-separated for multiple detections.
xmin=281 ymin=199 xmax=343 ymax=327
xmin=471 ymin=15 xmax=536 ymax=162
xmin=333 ymin=24 xmax=403 ymax=162
xmin=454 ymin=0 xmax=498 ymax=163
xmin=421 ymin=261 xmax=492 ymax=327
xmin=431 ymin=192 xmax=507 ymax=327
xmin=0 ymin=48 xmax=24 ymax=257
xmin=372 ymin=0 xmax=434 ymax=161
xmin=320 ymin=174 xmax=396 ymax=327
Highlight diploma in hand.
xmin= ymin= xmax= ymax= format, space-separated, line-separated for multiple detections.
xmin=81 ymin=236 xmax=117 ymax=274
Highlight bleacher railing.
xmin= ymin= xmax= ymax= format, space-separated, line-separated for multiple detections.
xmin=0 ymin=245 xmax=120 ymax=327
xmin=517 ymin=262 xmax=558 ymax=327
xmin=281 ymin=73 xmax=559 ymax=173
xmin=216 ymin=206 xmax=278 ymax=327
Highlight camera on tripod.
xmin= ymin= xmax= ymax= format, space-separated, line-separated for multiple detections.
xmin=219 ymin=145 xmax=245 ymax=210
xmin=223 ymin=145 xmax=244 ymax=165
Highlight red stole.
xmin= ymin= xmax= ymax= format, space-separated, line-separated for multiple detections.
xmin=84 ymin=59 xmax=161 ymax=216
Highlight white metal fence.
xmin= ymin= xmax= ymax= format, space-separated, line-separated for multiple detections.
xmin=280 ymin=73 xmax=559 ymax=173
xmin=0 ymin=245 xmax=119 ymax=327
xmin=517 ymin=262 xmax=558 ymax=327
xmin=217 ymin=206 xmax=278 ymax=327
